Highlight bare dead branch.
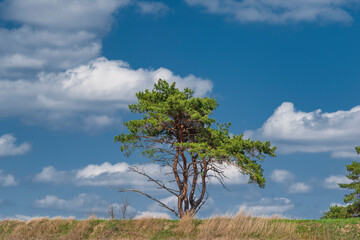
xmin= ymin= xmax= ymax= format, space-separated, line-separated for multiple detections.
xmin=113 ymin=187 xmax=180 ymax=218
xmin=130 ymin=166 xmax=179 ymax=197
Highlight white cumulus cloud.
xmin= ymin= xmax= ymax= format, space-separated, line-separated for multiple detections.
xmin=33 ymin=166 xmax=70 ymax=184
xmin=136 ymin=1 xmax=170 ymax=15
xmin=185 ymin=0 xmax=358 ymax=24
xmin=76 ymin=162 xmax=130 ymax=179
xmin=34 ymin=162 xmax=171 ymax=188
xmin=33 ymin=193 xmax=120 ymax=214
xmin=0 ymin=57 xmax=212 ymax=130
xmin=0 ymin=26 xmax=101 ymax=79
xmin=1 ymin=0 xmax=129 ymax=30
xmin=245 ymin=102 xmax=360 ymax=158
xmin=323 ymin=175 xmax=351 ymax=189
xmin=0 ymin=1 xmax=213 ymax=131
xmin=288 ymin=182 xmax=312 ymax=194
xmin=209 ymin=163 xmax=250 ymax=185
xmin=0 ymin=0 xmax=130 ymax=79
xmin=0 ymin=170 xmax=18 ymax=186
xmin=270 ymin=169 xmax=295 ymax=183
xmin=238 ymin=197 xmax=294 ymax=216
xmin=0 ymin=134 xmax=30 ymax=157
xmin=270 ymin=169 xmax=311 ymax=194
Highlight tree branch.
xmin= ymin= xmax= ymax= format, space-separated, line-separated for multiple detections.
xmin=112 ymin=187 xmax=180 ymax=218
xmin=130 ymin=166 xmax=179 ymax=196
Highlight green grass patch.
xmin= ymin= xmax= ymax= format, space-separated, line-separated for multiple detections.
xmin=275 ymin=218 xmax=360 ymax=239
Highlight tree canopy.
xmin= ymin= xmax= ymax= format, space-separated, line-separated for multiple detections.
xmin=322 ymin=146 xmax=360 ymax=219
xmin=114 ymin=79 xmax=276 ymax=218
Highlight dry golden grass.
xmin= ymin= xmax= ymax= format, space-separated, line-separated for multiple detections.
xmin=195 ymin=211 xmax=296 ymax=239
xmin=0 ymin=213 xmax=300 ymax=240
xmin=174 ymin=215 xmax=197 ymax=236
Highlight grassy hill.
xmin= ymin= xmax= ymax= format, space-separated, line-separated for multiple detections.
xmin=0 ymin=214 xmax=359 ymax=239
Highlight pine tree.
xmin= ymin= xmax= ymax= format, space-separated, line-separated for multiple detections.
xmin=114 ymin=79 xmax=276 ymax=218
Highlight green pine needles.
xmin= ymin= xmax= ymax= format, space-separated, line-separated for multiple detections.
xmin=114 ymin=79 xmax=276 ymax=218
xmin=322 ymin=146 xmax=360 ymax=219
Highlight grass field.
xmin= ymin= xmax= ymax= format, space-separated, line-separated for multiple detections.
xmin=0 ymin=214 xmax=359 ymax=239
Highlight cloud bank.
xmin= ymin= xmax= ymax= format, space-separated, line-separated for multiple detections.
xmin=1 ymin=0 xmax=129 ymax=30
xmin=0 ymin=0 xmax=130 ymax=79
xmin=245 ymin=102 xmax=360 ymax=158
xmin=0 ymin=0 xmax=193 ymax=131
xmin=34 ymin=162 xmax=164 ymax=188
xmin=0 ymin=58 xmax=212 ymax=130
xmin=34 ymin=161 xmax=250 ymax=188
xmin=185 ymin=0 xmax=358 ymax=24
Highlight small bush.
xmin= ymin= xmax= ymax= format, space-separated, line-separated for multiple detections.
xmin=321 ymin=205 xmax=352 ymax=219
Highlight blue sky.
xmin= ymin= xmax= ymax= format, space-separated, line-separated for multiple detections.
xmin=0 ymin=0 xmax=360 ymax=220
